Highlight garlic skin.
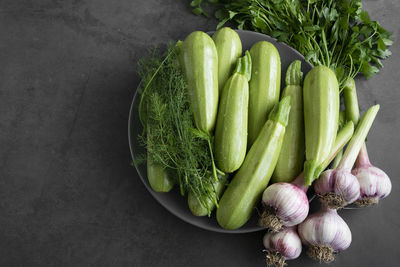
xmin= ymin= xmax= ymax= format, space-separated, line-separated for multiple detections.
xmin=352 ymin=165 xmax=392 ymax=206
xmin=263 ymin=227 xmax=302 ymax=260
xmin=263 ymin=227 xmax=302 ymax=266
xmin=298 ymin=207 xmax=352 ymax=263
xmin=260 ymin=182 xmax=309 ymax=232
xmin=313 ymin=105 xmax=379 ymax=209
xmin=351 ymin=143 xmax=392 ymax=206
xmin=314 ymin=169 xmax=360 ymax=209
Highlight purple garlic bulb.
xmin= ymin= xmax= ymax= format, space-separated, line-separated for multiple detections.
xmin=263 ymin=226 xmax=302 ymax=267
xmin=352 ymin=144 xmax=392 ymax=206
xmin=314 ymin=169 xmax=360 ymax=209
xmin=298 ymin=207 xmax=352 ymax=263
xmin=314 ymin=104 xmax=381 ymax=209
xmin=260 ymin=174 xmax=309 ymax=232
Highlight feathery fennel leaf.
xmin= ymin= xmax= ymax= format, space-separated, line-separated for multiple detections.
xmin=137 ymin=43 xmax=223 ymax=214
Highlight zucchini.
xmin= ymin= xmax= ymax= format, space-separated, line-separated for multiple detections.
xmin=147 ymin=158 xmax=174 ymax=193
xmin=303 ymin=65 xmax=340 ymax=185
xmin=212 ymin=27 xmax=242 ymax=92
xmin=214 ymin=51 xmax=251 ymax=173
xmin=180 ymin=31 xmax=219 ymax=133
xmin=248 ymin=41 xmax=281 ymax=145
xmin=146 ymin=124 xmax=175 ymax=192
xmin=188 ymin=174 xmax=228 ymax=216
xmin=216 ymin=97 xmax=291 ymax=230
xmin=272 ymin=60 xmax=304 ymax=183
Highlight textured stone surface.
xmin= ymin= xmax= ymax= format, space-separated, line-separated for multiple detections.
xmin=0 ymin=0 xmax=399 ymax=266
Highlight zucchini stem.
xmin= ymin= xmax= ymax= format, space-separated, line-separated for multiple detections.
xmin=304 ymin=161 xmax=318 ymax=186
xmin=304 ymin=121 xmax=354 ymax=186
xmin=233 ymin=50 xmax=252 ymax=81
xmin=268 ymin=96 xmax=291 ymax=126
xmin=285 ymin=60 xmax=303 ymax=86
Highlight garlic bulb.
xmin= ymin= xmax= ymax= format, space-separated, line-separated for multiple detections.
xmin=313 ymin=105 xmax=380 ymax=209
xmin=263 ymin=227 xmax=302 ymax=267
xmin=352 ymin=144 xmax=392 ymax=206
xmin=259 ymin=174 xmax=309 ymax=232
xmin=314 ymin=169 xmax=360 ymax=209
xmin=298 ymin=207 xmax=352 ymax=263
xmin=259 ymin=122 xmax=355 ymax=230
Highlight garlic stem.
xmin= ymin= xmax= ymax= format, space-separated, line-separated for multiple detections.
xmin=342 ymin=78 xmax=372 ymax=168
xmin=319 ymin=121 xmax=354 ymax=172
xmin=343 ymin=80 xmax=391 ymax=206
xmin=291 ymin=173 xmax=307 ymax=192
xmin=298 ymin=120 xmax=353 ymax=188
xmin=337 ymin=105 xmax=379 ymax=170
xmin=355 ymin=143 xmax=371 ymax=167
xmin=332 ymin=149 xmax=343 ymax=169
xmin=259 ymin=122 xmax=354 ymax=230
xmin=332 ymin=110 xmax=347 ymax=168
xmin=343 ymin=78 xmax=360 ymax=125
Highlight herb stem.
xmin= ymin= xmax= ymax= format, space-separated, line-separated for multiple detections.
xmin=321 ymin=30 xmax=331 ymax=67
xmin=207 ymin=138 xmax=219 ymax=181
xmin=203 ymin=0 xmax=392 ymax=87
xmin=139 ymin=49 xmax=174 ymax=126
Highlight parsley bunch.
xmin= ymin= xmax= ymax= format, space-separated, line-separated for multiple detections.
xmin=191 ymin=0 xmax=392 ymax=89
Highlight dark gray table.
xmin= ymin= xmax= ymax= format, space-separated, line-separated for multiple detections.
xmin=0 ymin=1 xmax=399 ymax=266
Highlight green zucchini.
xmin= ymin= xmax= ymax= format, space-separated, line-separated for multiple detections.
xmin=303 ymin=65 xmax=340 ymax=185
xmin=188 ymin=174 xmax=228 ymax=216
xmin=216 ymin=97 xmax=291 ymax=230
xmin=147 ymin=158 xmax=174 ymax=193
xmin=146 ymin=123 xmax=175 ymax=192
xmin=180 ymin=31 xmax=219 ymax=133
xmin=212 ymin=27 xmax=242 ymax=92
xmin=272 ymin=60 xmax=304 ymax=183
xmin=214 ymin=51 xmax=251 ymax=173
xmin=248 ymin=41 xmax=281 ymax=146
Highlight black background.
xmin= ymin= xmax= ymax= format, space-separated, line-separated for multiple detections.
xmin=0 ymin=0 xmax=399 ymax=266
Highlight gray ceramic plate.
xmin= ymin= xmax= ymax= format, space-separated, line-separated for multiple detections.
xmin=128 ymin=30 xmax=313 ymax=233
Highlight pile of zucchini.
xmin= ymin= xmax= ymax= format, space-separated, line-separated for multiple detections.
xmin=143 ymin=27 xmax=343 ymax=230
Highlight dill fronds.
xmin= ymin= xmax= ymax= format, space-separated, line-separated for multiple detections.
xmin=137 ymin=43 xmax=223 ymax=213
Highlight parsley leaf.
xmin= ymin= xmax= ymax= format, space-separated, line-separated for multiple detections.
xmin=194 ymin=0 xmax=393 ymax=88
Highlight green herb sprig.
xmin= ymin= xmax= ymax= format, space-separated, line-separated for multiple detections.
xmin=137 ymin=44 xmax=222 ymax=214
xmin=192 ymin=0 xmax=392 ymax=90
